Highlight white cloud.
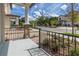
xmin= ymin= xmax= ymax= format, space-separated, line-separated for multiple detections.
xmin=22 ymin=7 xmax=25 ymax=9
xmin=43 ymin=10 xmax=46 ymax=14
xmin=33 ymin=9 xmax=47 ymax=17
xmin=34 ymin=11 xmax=41 ymax=16
xmin=29 ymin=15 xmax=35 ymax=21
xmin=49 ymin=13 xmax=59 ymax=17
xmin=38 ymin=9 xmax=42 ymax=12
xmin=39 ymin=9 xmax=46 ymax=14
xmin=61 ymin=4 xmax=68 ymax=10
xmin=29 ymin=15 xmax=33 ymax=19
xmin=34 ymin=5 xmax=37 ymax=8
xmin=12 ymin=4 xmax=16 ymax=8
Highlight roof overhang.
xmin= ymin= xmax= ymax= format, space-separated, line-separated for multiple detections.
xmin=6 ymin=14 xmax=20 ymax=17
xmin=10 ymin=3 xmax=35 ymax=8
xmin=10 ymin=3 xmax=35 ymax=10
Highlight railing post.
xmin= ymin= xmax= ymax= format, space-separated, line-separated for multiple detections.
xmin=39 ymin=28 xmax=41 ymax=48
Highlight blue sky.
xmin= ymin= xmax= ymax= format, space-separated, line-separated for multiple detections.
xmin=11 ymin=3 xmax=79 ymax=20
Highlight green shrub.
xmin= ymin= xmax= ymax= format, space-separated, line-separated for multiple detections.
xmin=69 ymin=48 xmax=79 ymax=56
xmin=77 ymin=27 xmax=79 ymax=30
xmin=19 ymin=22 xmax=24 ymax=27
xmin=51 ymin=43 xmax=59 ymax=52
xmin=50 ymin=40 xmax=59 ymax=52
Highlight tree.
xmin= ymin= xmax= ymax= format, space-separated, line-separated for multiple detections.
xmin=49 ymin=17 xmax=58 ymax=27
xmin=19 ymin=18 xmax=24 ymax=27
xmin=30 ymin=20 xmax=37 ymax=27
xmin=36 ymin=16 xmax=49 ymax=26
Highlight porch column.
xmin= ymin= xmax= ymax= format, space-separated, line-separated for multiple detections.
xmin=0 ymin=4 xmax=5 ymax=42
xmin=24 ymin=5 xmax=30 ymax=38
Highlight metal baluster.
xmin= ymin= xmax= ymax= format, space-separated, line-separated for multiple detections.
xmin=54 ymin=33 xmax=56 ymax=45
xmin=39 ymin=28 xmax=41 ymax=48
xmin=52 ymin=32 xmax=54 ymax=43
xmin=63 ymin=34 xmax=64 ymax=56
xmin=14 ymin=28 xmax=15 ymax=40
xmin=51 ymin=32 xmax=54 ymax=55
xmin=12 ymin=28 xmax=13 ymax=40
xmin=74 ymin=36 xmax=76 ymax=54
xmin=12 ymin=28 xmax=16 ymax=39
xmin=58 ymin=34 xmax=60 ymax=55
xmin=49 ymin=32 xmax=51 ymax=54
xmin=68 ymin=36 xmax=70 ymax=56
xmin=54 ymin=32 xmax=57 ymax=55
xmin=47 ymin=31 xmax=49 ymax=53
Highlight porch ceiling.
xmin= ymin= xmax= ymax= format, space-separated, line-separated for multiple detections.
xmin=12 ymin=3 xmax=34 ymax=8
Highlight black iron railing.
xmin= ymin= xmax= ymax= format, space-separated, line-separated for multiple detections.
xmin=30 ymin=27 xmax=79 ymax=56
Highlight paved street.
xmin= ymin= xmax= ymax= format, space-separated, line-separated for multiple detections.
xmin=36 ymin=26 xmax=79 ymax=42
xmin=36 ymin=26 xmax=79 ymax=34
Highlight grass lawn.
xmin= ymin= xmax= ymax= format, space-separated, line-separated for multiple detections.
xmin=63 ymin=32 xmax=79 ymax=37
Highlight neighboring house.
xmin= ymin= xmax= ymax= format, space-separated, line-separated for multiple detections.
xmin=58 ymin=15 xmax=72 ymax=26
xmin=4 ymin=4 xmax=20 ymax=28
xmin=58 ymin=11 xmax=79 ymax=26
xmin=5 ymin=14 xmax=20 ymax=28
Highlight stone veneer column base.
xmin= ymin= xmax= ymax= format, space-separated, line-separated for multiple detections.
xmin=24 ymin=24 xmax=30 ymax=38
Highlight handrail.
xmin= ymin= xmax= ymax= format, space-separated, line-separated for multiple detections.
xmin=31 ymin=27 xmax=79 ymax=38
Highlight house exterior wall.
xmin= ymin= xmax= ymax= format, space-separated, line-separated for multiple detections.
xmin=4 ymin=3 xmax=20 ymax=28
xmin=4 ymin=16 xmax=10 ymax=28
xmin=4 ymin=3 xmax=11 ymax=14
xmin=58 ymin=16 xmax=72 ymax=26
xmin=4 ymin=16 xmax=19 ymax=28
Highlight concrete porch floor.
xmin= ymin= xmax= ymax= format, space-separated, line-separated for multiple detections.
xmin=0 ymin=38 xmax=39 ymax=56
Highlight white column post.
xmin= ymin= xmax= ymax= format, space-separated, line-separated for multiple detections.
xmin=0 ymin=4 xmax=5 ymax=42
xmin=24 ymin=5 xmax=30 ymax=38
xmin=25 ymin=5 xmax=29 ymax=25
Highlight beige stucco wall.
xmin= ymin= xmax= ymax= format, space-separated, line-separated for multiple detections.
xmin=4 ymin=15 xmax=19 ymax=28
xmin=4 ymin=16 xmax=10 ymax=28
xmin=4 ymin=3 xmax=11 ymax=14
xmin=4 ymin=3 xmax=19 ymax=28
